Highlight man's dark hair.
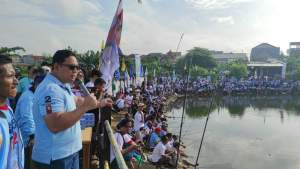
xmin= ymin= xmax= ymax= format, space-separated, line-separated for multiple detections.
xmin=0 ymin=55 xmax=12 ymax=75
xmin=94 ymin=77 xmax=106 ymax=86
xmin=29 ymin=74 xmax=46 ymax=93
xmin=161 ymin=135 xmax=168 ymax=143
xmin=166 ymin=133 xmax=173 ymax=138
xmin=90 ymin=69 xmax=102 ymax=78
xmin=52 ymin=50 xmax=76 ymax=65
xmin=41 ymin=61 xmax=50 ymax=67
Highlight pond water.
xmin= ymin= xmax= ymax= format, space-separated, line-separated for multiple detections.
xmin=167 ymin=96 xmax=300 ymax=169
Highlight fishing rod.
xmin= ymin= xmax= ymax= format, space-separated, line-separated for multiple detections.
xmin=175 ymin=58 xmax=191 ymax=169
xmin=193 ymin=82 xmax=217 ymax=169
xmin=176 ymin=33 xmax=184 ymax=53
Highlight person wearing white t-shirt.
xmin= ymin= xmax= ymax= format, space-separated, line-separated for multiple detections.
xmin=134 ymin=103 xmax=145 ymax=142
xmin=110 ymin=119 xmax=138 ymax=169
xmin=148 ymin=135 xmax=172 ymax=165
xmin=125 ymin=93 xmax=133 ymax=113
xmin=165 ymin=133 xmax=174 ymax=152
xmin=125 ymin=93 xmax=133 ymax=108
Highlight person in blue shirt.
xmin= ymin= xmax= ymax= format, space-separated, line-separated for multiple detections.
xmin=15 ymin=75 xmax=46 ymax=169
xmin=149 ymin=127 xmax=161 ymax=149
xmin=17 ymin=66 xmax=39 ymax=94
xmin=32 ymin=50 xmax=113 ymax=169
xmin=0 ymin=55 xmax=24 ymax=169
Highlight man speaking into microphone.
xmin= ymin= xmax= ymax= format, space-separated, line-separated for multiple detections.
xmin=32 ymin=50 xmax=113 ymax=169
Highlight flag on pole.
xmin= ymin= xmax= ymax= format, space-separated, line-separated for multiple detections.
xmin=124 ymin=70 xmax=130 ymax=81
xmin=115 ymin=69 xmax=121 ymax=81
xmin=172 ymin=69 xmax=176 ymax=81
xmin=145 ymin=67 xmax=148 ymax=76
xmin=140 ymin=65 xmax=144 ymax=77
xmin=121 ymin=57 xmax=126 ymax=72
xmin=100 ymin=0 xmax=123 ymax=85
xmin=153 ymin=69 xmax=156 ymax=78
xmin=144 ymin=67 xmax=148 ymax=85
xmin=129 ymin=64 xmax=134 ymax=78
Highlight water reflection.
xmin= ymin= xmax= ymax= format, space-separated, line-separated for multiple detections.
xmin=168 ymin=96 xmax=300 ymax=119
xmin=167 ymin=96 xmax=300 ymax=169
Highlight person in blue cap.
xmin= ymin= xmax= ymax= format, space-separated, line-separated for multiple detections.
xmin=15 ymin=74 xmax=46 ymax=169
xmin=0 ymin=54 xmax=24 ymax=169
xmin=32 ymin=50 xmax=113 ymax=169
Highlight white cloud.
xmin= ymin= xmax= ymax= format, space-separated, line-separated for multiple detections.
xmin=185 ymin=0 xmax=253 ymax=9
xmin=29 ymin=0 xmax=101 ymax=18
xmin=0 ymin=0 xmax=106 ymax=54
xmin=211 ymin=16 xmax=235 ymax=25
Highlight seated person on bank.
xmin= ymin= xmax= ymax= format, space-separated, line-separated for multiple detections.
xmin=114 ymin=94 xmax=125 ymax=111
xmin=148 ymin=135 xmax=173 ymax=165
xmin=148 ymin=127 xmax=161 ymax=149
xmin=110 ymin=119 xmax=138 ymax=169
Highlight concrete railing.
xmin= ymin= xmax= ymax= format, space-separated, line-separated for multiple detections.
xmin=104 ymin=120 xmax=129 ymax=169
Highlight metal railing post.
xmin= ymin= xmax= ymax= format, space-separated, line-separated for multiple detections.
xmin=104 ymin=120 xmax=129 ymax=169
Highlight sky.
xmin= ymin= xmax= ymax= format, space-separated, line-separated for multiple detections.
xmin=1 ymin=0 xmax=300 ymax=56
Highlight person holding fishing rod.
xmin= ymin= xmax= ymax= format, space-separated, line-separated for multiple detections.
xmin=111 ymin=118 xmax=144 ymax=169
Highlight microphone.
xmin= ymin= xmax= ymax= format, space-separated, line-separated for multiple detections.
xmin=74 ymin=79 xmax=90 ymax=96
xmin=75 ymin=79 xmax=117 ymax=112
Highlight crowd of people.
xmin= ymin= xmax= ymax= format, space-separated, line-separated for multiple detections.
xmin=0 ymin=49 xmax=188 ymax=169
xmin=109 ymin=85 xmax=189 ymax=169
xmin=152 ymin=77 xmax=300 ymax=96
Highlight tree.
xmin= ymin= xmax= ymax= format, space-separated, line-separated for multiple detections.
xmin=228 ymin=63 xmax=248 ymax=79
xmin=0 ymin=46 xmax=26 ymax=56
xmin=140 ymin=53 xmax=173 ymax=78
xmin=190 ymin=66 xmax=208 ymax=79
xmin=77 ymin=50 xmax=101 ymax=68
xmin=286 ymin=56 xmax=300 ymax=80
xmin=176 ymin=47 xmax=217 ymax=74
xmin=64 ymin=46 xmax=101 ymax=71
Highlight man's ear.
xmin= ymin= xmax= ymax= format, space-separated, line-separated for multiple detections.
xmin=52 ymin=63 xmax=59 ymax=71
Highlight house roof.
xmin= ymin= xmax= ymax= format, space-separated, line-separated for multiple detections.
xmin=290 ymin=42 xmax=300 ymax=46
xmin=253 ymin=43 xmax=279 ymax=49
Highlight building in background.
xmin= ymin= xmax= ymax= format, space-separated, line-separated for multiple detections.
xmin=250 ymin=43 xmax=280 ymax=62
xmin=11 ymin=55 xmax=23 ymax=65
xmin=211 ymin=51 xmax=248 ymax=63
xmin=22 ymin=55 xmax=46 ymax=65
xmin=288 ymin=42 xmax=300 ymax=57
xmin=247 ymin=60 xmax=286 ymax=79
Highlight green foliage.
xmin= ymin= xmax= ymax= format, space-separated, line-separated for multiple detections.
xmin=0 ymin=46 xmax=26 ymax=56
xmin=141 ymin=54 xmax=173 ymax=78
xmin=228 ymin=63 xmax=248 ymax=79
xmin=176 ymin=47 xmax=217 ymax=75
xmin=190 ymin=66 xmax=208 ymax=78
xmin=41 ymin=53 xmax=53 ymax=64
xmin=286 ymin=56 xmax=300 ymax=80
xmin=77 ymin=50 xmax=101 ymax=68
xmin=64 ymin=46 xmax=101 ymax=71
